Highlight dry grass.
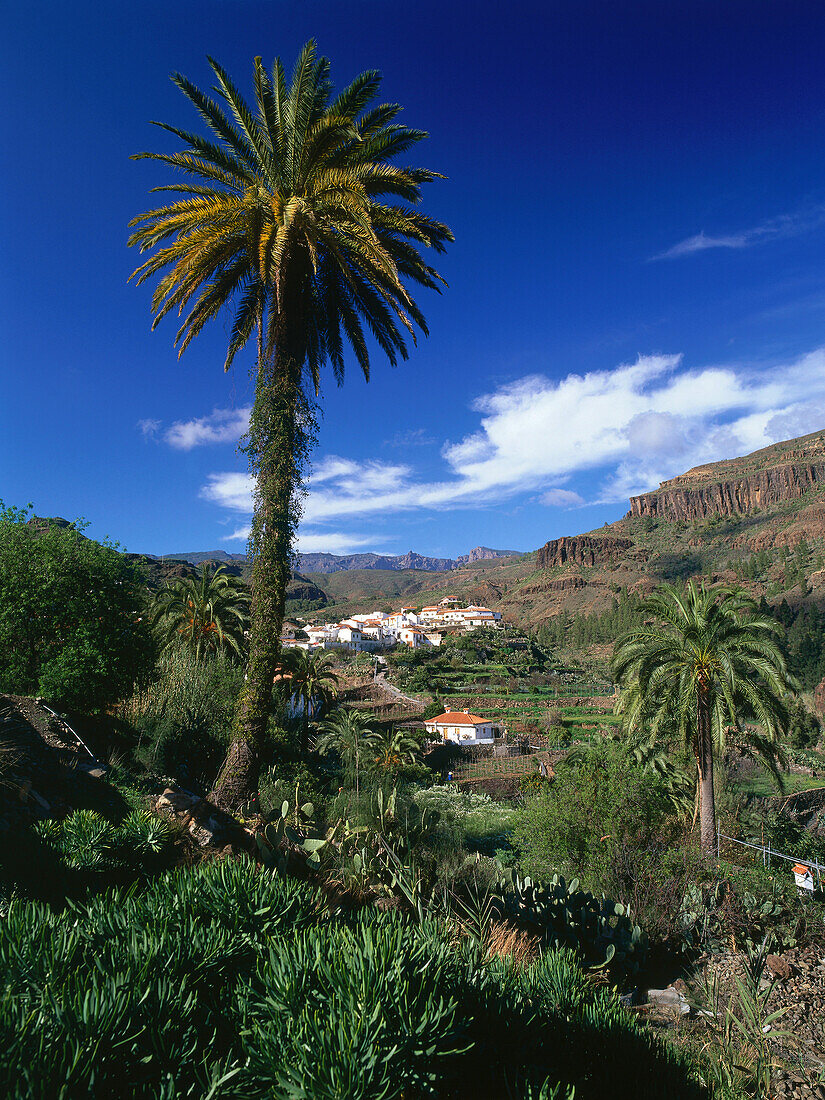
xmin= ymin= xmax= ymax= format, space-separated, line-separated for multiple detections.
xmin=485 ymin=918 xmax=542 ymax=965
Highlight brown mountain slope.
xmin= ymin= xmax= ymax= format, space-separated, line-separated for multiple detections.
xmin=502 ymin=429 xmax=825 ymax=627
xmin=312 ymin=430 xmax=825 ymax=628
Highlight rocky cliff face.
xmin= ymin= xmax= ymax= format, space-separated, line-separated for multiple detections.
xmin=536 ymin=535 xmax=634 ymax=569
xmin=455 ymin=546 xmax=519 ymax=565
xmin=628 ymin=462 xmax=825 ymax=522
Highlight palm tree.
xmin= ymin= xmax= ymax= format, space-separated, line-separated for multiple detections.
xmin=148 ymin=564 xmax=249 ymax=660
xmin=278 ymin=646 xmax=339 ymax=754
xmin=316 ymin=708 xmax=376 ymax=797
xmin=370 ymin=727 xmax=421 ymax=771
xmin=611 ymin=581 xmax=797 ymax=853
xmin=129 ymin=44 xmax=452 ymax=810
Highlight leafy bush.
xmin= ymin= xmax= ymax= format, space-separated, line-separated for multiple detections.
xmin=122 ymin=647 xmax=243 ymax=790
xmin=0 ymin=808 xmax=175 ymax=905
xmin=0 ymin=504 xmax=154 ymax=710
xmin=240 ymin=918 xmax=466 ymax=1098
xmin=511 ymin=741 xmax=682 ymax=896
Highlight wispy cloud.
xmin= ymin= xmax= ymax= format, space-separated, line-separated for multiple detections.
xmin=654 ymin=205 xmax=825 ymax=260
xmin=540 ymin=488 xmax=585 ymax=508
xmin=385 ymin=428 xmax=437 ymax=448
xmin=222 ymin=525 xmax=387 ymax=556
xmin=138 ymin=407 xmax=251 ymax=450
xmin=203 ymin=346 xmax=825 ymax=550
xmin=137 ymin=418 xmax=161 ymax=439
xmin=165 ymin=407 xmax=250 ymax=450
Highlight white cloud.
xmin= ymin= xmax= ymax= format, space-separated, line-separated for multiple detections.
xmin=137 ymin=418 xmax=161 ymax=439
xmin=655 ymin=205 xmax=825 ymax=260
xmin=656 ymin=231 xmax=749 ymax=258
xmin=199 ymin=346 xmax=825 ymax=549
xmin=164 ymin=406 xmax=250 ymax=450
xmin=540 ymin=488 xmax=586 ymax=508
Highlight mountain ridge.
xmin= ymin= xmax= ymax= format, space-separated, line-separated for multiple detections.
xmin=156 ymin=545 xmax=520 ymax=574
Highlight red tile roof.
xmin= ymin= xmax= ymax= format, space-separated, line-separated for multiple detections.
xmin=425 ymin=711 xmax=487 ymax=725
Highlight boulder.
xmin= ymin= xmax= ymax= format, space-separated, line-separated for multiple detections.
xmin=156 ymin=787 xmax=201 ymax=812
xmin=647 ymin=987 xmax=690 ymax=1015
xmin=766 ymin=953 xmax=792 ymax=980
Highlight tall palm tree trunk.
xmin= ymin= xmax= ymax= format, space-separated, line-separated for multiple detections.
xmin=696 ymin=691 xmax=717 ymax=854
xmin=210 ymin=309 xmax=312 ymax=811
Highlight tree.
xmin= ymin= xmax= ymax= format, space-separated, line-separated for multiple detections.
xmin=278 ymin=646 xmax=339 ymax=754
xmin=0 ymin=505 xmax=154 ymax=711
xmin=148 ymin=564 xmax=249 ymax=660
xmin=611 ymin=582 xmax=797 ymax=853
xmin=129 ymin=44 xmax=451 ymax=809
xmin=316 ymin=708 xmax=375 ymax=797
xmin=369 ymin=728 xmax=421 ymax=772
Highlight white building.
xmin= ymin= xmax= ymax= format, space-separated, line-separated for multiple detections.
xmin=424 ymin=709 xmax=496 ymax=745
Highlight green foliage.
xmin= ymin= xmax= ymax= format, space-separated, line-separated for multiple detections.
xmin=496 ymin=870 xmax=648 ymax=974
xmin=512 ymin=741 xmax=680 ymax=889
xmin=538 ymin=588 xmax=647 ymax=652
xmin=770 ymin=598 xmax=825 ymax=690
xmin=0 ymin=855 xmax=709 ymax=1099
xmin=148 ymin=563 xmax=249 ymax=660
xmin=0 ymin=808 xmax=175 ymax=905
xmin=239 ymin=919 xmax=466 ymax=1099
xmin=414 ymin=784 xmax=515 ymax=856
xmin=697 ymin=938 xmax=797 ymax=1097
xmin=612 ymin=581 xmax=798 ymax=849
xmin=0 ymin=504 xmax=154 ymax=710
xmin=121 ymin=647 xmax=243 ymax=790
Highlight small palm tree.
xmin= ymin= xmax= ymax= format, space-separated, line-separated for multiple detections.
xmin=316 ymin=708 xmax=375 ymax=796
xmin=611 ymin=581 xmax=797 ymax=852
xmin=279 ymin=647 xmax=339 ymax=754
xmin=148 ymin=564 xmax=249 ymax=660
xmin=370 ymin=728 xmax=421 ymax=771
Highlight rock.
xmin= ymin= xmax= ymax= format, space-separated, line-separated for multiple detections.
xmin=157 ymin=787 xmax=201 ymax=812
xmin=188 ymin=815 xmax=221 ymax=847
xmin=537 ymin=535 xmax=635 ymax=569
xmin=646 ymin=987 xmax=690 ymax=1015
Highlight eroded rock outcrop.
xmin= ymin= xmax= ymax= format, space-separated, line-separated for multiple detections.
xmin=536 ymin=536 xmax=634 ymax=570
xmin=629 ymin=462 xmax=825 ymax=522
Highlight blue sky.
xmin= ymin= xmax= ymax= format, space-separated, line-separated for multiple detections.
xmin=3 ymin=0 xmax=825 ymax=558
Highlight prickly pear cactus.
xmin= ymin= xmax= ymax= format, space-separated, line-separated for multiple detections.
xmin=497 ymin=871 xmax=647 ymax=973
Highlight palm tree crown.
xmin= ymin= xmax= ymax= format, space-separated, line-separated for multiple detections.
xmin=316 ymin=707 xmax=376 ymax=797
xmin=128 ymin=41 xmax=453 ymax=386
xmin=370 ymin=728 xmax=421 ymax=771
xmin=278 ymin=647 xmax=339 ymax=737
xmin=148 ymin=564 xmax=249 ymax=660
xmin=611 ymin=581 xmax=797 ymax=851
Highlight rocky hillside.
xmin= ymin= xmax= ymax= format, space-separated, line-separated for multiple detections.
xmin=502 ymin=430 xmax=825 ymax=627
xmin=628 ymin=430 xmax=825 ymax=522
xmin=309 ymin=430 xmax=825 ymax=629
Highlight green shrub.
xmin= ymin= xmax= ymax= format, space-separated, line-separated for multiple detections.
xmin=511 ymin=741 xmax=681 ymax=895
xmin=0 ymin=504 xmax=155 ymax=710
xmin=0 ymin=856 xmax=710 ymax=1099
xmin=241 ymin=917 xmax=466 ymax=1099
xmin=122 ymin=648 xmax=243 ymax=790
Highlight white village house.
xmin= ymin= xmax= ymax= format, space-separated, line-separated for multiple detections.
xmin=424 ymin=709 xmax=498 ymax=745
